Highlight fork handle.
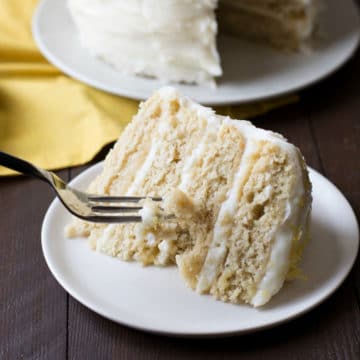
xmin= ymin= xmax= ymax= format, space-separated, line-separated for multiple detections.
xmin=0 ymin=151 xmax=47 ymax=181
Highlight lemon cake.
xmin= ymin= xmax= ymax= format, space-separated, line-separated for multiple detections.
xmin=68 ymin=0 xmax=323 ymax=85
xmin=66 ymin=87 xmax=312 ymax=307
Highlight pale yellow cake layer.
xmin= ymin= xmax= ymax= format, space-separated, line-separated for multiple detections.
xmin=218 ymin=0 xmax=321 ymax=49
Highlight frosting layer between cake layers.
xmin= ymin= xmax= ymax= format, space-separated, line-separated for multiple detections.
xmin=68 ymin=0 xmax=221 ymax=85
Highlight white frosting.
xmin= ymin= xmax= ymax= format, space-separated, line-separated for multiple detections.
xmin=139 ymin=202 xmax=158 ymax=227
xmin=126 ymin=101 xmax=177 ymax=195
xmin=157 ymin=240 xmax=172 ymax=265
xmin=68 ymin=0 xmax=321 ymax=85
xmin=68 ymin=0 xmax=221 ymax=85
xmin=178 ymin=116 xmax=220 ymax=191
xmin=146 ymin=232 xmax=156 ymax=247
xmin=126 ymin=140 xmax=160 ymax=196
xmin=250 ymin=203 xmax=295 ymax=306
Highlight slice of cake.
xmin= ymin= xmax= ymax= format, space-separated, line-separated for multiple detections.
xmin=66 ymin=87 xmax=312 ymax=307
xmin=67 ymin=0 xmax=323 ymax=85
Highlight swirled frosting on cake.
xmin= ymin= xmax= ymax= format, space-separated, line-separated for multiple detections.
xmin=68 ymin=0 xmax=323 ymax=85
xmin=68 ymin=0 xmax=221 ymax=85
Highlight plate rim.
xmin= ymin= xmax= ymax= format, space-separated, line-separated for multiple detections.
xmin=32 ymin=0 xmax=360 ymax=105
xmin=41 ymin=162 xmax=359 ymax=337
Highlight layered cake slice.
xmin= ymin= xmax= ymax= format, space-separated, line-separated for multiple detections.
xmin=66 ymin=87 xmax=312 ymax=307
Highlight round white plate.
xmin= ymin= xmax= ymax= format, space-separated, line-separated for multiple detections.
xmin=41 ymin=163 xmax=359 ymax=337
xmin=32 ymin=0 xmax=360 ymax=105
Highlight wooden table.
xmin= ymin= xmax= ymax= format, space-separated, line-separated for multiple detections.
xmin=1 ymin=46 xmax=359 ymax=360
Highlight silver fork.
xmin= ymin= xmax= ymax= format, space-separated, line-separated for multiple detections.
xmin=0 ymin=151 xmax=161 ymax=223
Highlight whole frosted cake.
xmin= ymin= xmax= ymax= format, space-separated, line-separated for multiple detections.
xmin=68 ymin=0 xmax=323 ymax=85
xmin=66 ymin=87 xmax=312 ymax=307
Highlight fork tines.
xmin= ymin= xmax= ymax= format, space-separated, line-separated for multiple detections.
xmin=91 ymin=205 xmax=143 ymax=213
xmin=88 ymin=195 xmax=162 ymax=203
xmin=87 ymin=195 xmax=162 ymax=219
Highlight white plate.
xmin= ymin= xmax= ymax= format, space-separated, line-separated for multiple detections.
xmin=41 ymin=163 xmax=359 ymax=337
xmin=32 ymin=0 xmax=360 ymax=105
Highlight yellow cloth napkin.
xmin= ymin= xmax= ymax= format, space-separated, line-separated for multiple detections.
xmin=0 ymin=0 xmax=298 ymax=176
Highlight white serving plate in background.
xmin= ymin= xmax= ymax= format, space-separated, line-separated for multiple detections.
xmin=33 ymin=0 xmax=360 ymax=105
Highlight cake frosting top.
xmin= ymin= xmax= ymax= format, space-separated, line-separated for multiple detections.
xmin=68 ymin=0 xmax=221 ymax=85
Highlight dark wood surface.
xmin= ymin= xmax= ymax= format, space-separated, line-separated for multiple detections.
xmin=1 ymin=47 xmax=360 ymax=360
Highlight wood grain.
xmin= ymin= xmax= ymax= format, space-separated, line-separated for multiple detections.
xmin=0 ymin=171 xmax=69 ymax=359
xmin=305 ymin=48 xmax=360 ymax=358
xmin=66 ymin=75 xmax=360 ymax=359
xmin=68 ymin=288 xmax=359 ymax=360
xmin=1 ymin=11 xmax=360 ymax=360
